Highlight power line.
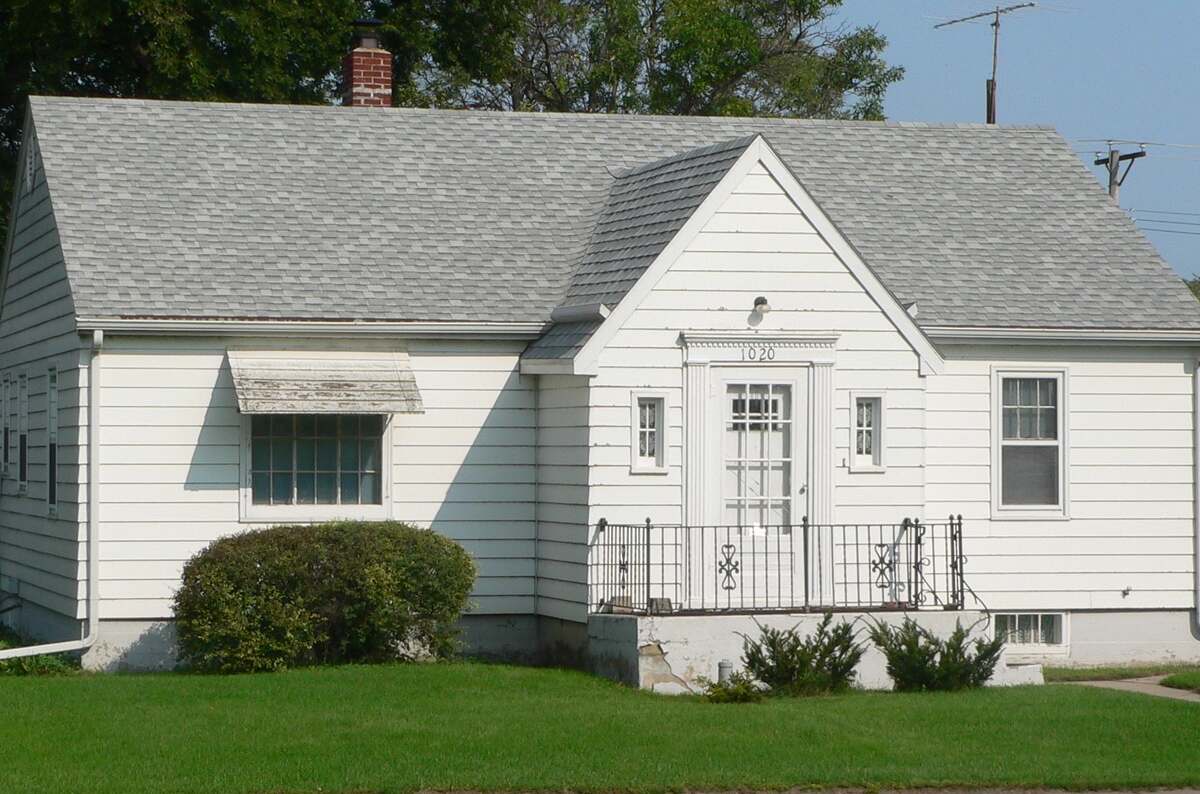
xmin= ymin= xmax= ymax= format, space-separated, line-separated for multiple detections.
xmin=1129 ymin=208 xmax=1200 ymax=218
xmin=1138 ymin=227 xmax=1200 ymax=237
xmin=1134 ymin=217 xmax=1200 ymax=228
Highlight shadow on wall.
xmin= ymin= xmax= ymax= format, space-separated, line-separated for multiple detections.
xmin=86 ymin=621 xmax=178 ymax=672
xmin=423 ymin=364 xmax=545 ymax=660
xmin=184 ymin=358 xmax=242 ymax=493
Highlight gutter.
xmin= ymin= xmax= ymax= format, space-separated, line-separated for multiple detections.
xmin=0 ymin=330 xmax=102 ymax=661
xmin=926 ymin=326 xmax=1200 ymax=345
xmin=75 ymin=318 xmax=547 ymax=339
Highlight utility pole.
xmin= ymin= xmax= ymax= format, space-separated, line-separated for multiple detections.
xmin=1093 ymin=146 xmax=1147 ymax=202
xmin=935 ymin=3 xmax=1036 ymax=124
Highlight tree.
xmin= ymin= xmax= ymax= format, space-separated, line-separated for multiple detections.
xmin=413 ymin=0 xmax=903 ymax=119
xmin=1187 ymin=275 xmax=1200 ymax=301
xmin=0 ymin=0 xmax=523 ymax=244
xmin=0 ymin=1 xmax=902 ymax=244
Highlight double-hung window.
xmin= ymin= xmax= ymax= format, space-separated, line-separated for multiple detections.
xmin=17 ymin=373 xmax=27 ymax=491
xmin=993 ymin=370 xmax=1067 ymax=517
xmin=242 ymin=414 xmax=389 ymax=521
xmin=47 ymin=368 xmax=58 ymax=514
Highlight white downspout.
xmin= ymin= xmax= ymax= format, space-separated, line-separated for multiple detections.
xmin=1194 ymin=357 xmax=1200 ymax=634
xmin=0 ymin=330 xmax=102 ymax=660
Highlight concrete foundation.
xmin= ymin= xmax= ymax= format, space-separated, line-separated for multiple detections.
xmin=588 ymin=611 xmax=1045 ymax=693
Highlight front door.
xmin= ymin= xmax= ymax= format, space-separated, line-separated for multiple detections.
xmin=686 ymin=368 xmax=809 ymax=610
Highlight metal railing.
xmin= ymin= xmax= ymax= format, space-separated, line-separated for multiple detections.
xmin=588 ymin=516 xmax=965 ymax=615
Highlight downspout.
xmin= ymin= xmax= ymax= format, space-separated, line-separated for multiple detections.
xmin=1194 ymin=356 xmax=1200 ymax=636
xmin=0 ymin=330 xmax=102 ymax=660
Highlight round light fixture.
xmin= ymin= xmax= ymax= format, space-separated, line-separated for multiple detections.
xmin=753 ymin=296 xmax=771 ymax=315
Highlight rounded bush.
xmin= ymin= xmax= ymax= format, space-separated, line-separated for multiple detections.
xmin=173 ymin=521 xmax=476 ymax=673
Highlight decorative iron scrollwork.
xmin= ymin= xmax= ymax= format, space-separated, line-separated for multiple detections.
xmin=717 ymin=543 xmax=740 ymax=591
xmin=617 ymin=543 xmax=629 ymax=594
xmin=871 ymin=542 xmax=895 ymax=591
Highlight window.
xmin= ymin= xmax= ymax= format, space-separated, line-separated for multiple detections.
xmin=850 ymin=392 xmax=885 ymax=472
xmin=47 ymin=368 xmax=58 ymax=513
xmin=630 ymin=392 xmax=668 ymax=473
xmin=995 ymin=613 xmax=1065 ymax=649
xmin=17 ymin=373 xmax=27 ymax=491
xmin=2 ymin=376 xmax=9 ymax=475
xmin=248 ymin=414 xmax=384 ymax=509
xmin=994 ymin=370 xmax=1067 ymax=517
xmin=23 ymin=141 xmax=36 ymax=194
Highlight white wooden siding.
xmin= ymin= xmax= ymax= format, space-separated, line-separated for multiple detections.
xmin=589 ymin=160 xmax=926 ymax=555
xmin=92 ymin=336 xmax=535 ymax=619
xmin=926 ymin=345 xmax=1197 ymax=610
xmin=0 ymin=126 xmax=86 ymax=619
xmin=535 ymin=374 xmax=591 ymax=620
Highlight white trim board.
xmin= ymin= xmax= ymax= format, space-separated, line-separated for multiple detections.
xmin=570 ymin=135 xmax=945 ymax=377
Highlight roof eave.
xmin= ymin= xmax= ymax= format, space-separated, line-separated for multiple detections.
xmin=925 ymin=325 xmax=1200 ymax=345
xmin=74 ymin=317 xmax=548 ymax=340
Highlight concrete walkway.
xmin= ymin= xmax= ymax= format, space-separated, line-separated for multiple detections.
xmin=1066 ymin=675 xmax=1200 ymax=703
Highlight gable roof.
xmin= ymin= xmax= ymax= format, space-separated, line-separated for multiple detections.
xmin=24 ymin=95 xmax=1200 ymax=332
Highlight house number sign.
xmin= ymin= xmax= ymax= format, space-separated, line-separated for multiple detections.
xmin=681 ymin=333 xmax=838 ymax=366
xmin=741 ymin=345 xmax=776 ymax=361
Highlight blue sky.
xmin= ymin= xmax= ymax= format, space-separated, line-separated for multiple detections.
xmin=838 ymin=0 xmax=1200 ymax=277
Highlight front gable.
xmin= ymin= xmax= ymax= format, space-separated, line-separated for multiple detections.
xmin=529 ymin=136 xmax=944 ymax=377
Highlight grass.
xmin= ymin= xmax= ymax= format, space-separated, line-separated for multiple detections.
xmin=1162 ymin=669 xmax=1200 ymax=694
xmin=1043 ymin=662 xmax=1200 ymax=682
xmin=1 ymin=663 xmax=1199 ymax=794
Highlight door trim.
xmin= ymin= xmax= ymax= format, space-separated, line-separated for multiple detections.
xmin=681 ymin=333 xmax=837 ymax=526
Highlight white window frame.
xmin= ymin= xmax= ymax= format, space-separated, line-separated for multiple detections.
xmin=1 ymin=375 xmax=9 ymax=478
xmin=47 ymin=368 xmax=58 ymax=515
xmin=994 ymin=611 xmax=1069 ymax=656
xmin=238 ymin=413 xmax=393 ymax=523
xmin=23 ymin=140 xmax=36 ymax=195
xmin=630 ymin=390 xmax=669 ymax=475
xmin=991 ymin=368 xmax=1069 ymax=520
xmin=848 ymin=391 xmax=886 ymax=473
xmin=17 ymin=372 xmax=27 ymax=493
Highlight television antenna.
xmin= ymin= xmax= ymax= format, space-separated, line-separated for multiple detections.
xmin=935 ymin=3 xmax=1037 ymax=124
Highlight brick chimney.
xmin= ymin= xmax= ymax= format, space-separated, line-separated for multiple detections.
xmin=343 ymin=19 xmax=392 ymax=107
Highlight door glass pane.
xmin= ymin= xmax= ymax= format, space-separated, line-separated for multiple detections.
xmin=724 ymin=383 xmax=792 ymax=527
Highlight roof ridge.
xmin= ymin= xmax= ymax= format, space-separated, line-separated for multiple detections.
xmin=612 ymin=135 xmax=759 ymax=179
xmin=27 ymin=95 xmax=1059 ymax=131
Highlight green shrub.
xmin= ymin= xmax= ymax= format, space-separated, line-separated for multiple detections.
xmin=740 ymin=613 xmax=865 ymax=695
xmin=698 ymin=671 xmax=763 ymax=703
xmin=0 ymin=625 xmax=79 ymax=676
xmin=173 ymin=521 xmax=476 ymax=673
xmin=868 ymin=618 xmax=1003 ymax=692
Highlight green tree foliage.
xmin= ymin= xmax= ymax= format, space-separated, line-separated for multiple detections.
xmin=1186 ymin=275 xmax=1200 ymax=301
xmin=0 ymin=0 xmax=901 ymax=244
xmin=419 ymin=0 xmax=903 ymax=119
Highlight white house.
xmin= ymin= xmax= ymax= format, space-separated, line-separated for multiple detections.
xmin=2 ymin=33 xmax=1200 ymax=682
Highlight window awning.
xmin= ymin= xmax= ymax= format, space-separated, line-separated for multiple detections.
xmin=226 ymin=349 xmax=424 ymax=414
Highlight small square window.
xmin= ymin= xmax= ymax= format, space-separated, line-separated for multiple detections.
xmin=630 ymin=392 xmax=668 ymax=474
xmin=849 ymin=393 xmax=885 ymax=472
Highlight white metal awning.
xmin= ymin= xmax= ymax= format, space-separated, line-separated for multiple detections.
xmin=226 ymin=349 xmax=424 ymax=414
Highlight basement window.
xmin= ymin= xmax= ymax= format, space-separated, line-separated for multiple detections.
xmin=995 ymin=612 xmax=1066 ymax=649
xmin=241 ymin=414 xmax=390 ymax=522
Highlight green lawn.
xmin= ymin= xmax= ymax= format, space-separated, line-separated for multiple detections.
xmin=1 ymin=663 xmax=1199 ymax=794
xmin=1043 ymin=662 xmax=1200 ymax=682
xmin=1162 ymin=669 xmax=1200 ymax=694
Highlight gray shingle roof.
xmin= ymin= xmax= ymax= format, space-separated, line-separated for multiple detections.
xmin=27 ymin=95 xmax=1200 ymax=330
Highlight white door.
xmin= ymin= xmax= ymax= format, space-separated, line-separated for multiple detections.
xmin=686 ymin=368 xmax=809 ymax=610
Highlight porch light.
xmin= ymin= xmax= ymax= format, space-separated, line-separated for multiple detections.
xmin=753 ymin=296 xmax=771 ymax=315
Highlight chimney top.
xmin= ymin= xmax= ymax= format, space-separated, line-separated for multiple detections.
xmin=351 ymin=18 xmax=384 ymax=50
